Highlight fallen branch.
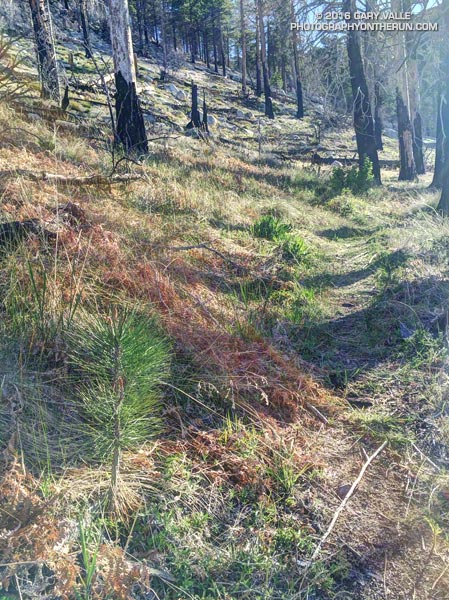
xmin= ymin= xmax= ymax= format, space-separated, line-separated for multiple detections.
xmin=0 ymin=170 xmax=143 ymax=186
xmin=310 ymin=440 xmax=387 ymax=561
xmin=150 ymin=242 xmax=248 ymax=272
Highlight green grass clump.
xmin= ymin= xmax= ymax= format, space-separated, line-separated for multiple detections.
xmin=251 ymin=214 xmax=293 ymax=240
xmin=252 ymin=215 xmax=309 ymax=263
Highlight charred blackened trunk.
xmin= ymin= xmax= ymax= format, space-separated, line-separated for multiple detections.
xmin=79 ymin=0 xmax=92 ymax=58
xmin=431 ymin=92 xmax=445 ymax=189
xmin=290 ymin=0 xmax=303 ymax=118
xmin=109 ymin=0 xmax=148 ymax=155
xmin=374 ymin=80 xmax=383 ymax=150
xmin=437 ymin=22 xmax=449 ymax=214
xmin=190 ymin=83 xmax=202 ymax=128
xmin=257 ymin=0 xmax=273 ymax=119
xmin=344 ymin=0 xmax=380 ymax=184
xmin=202 ymin=91 xmax=209 ymax=133
xmin=29 ymin=0 xmax=61 ymax=102
xmin=396 ymin=89 xmax=416 ymax=181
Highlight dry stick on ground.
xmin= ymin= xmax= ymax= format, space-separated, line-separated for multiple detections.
xmin=150 ymin=242 xmax=249 ymax=273
xmin=0 ymin=170 xmax=142 ymax=186
xmin=310 ymin=440 xmax=388 ymax=561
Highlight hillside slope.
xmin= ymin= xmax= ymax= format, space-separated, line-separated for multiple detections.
xmin=0 ymin=27 xmax=448 ymax=600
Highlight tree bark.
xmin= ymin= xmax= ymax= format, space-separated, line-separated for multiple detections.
xmin=290 ymin=0 xmax=303 ymax=119
xmin=431 ymin=92 xmax=445 ymax=189
xmin=344 ymin=0 xmax=381 ymax=184
xmin=374 ymin=80 xmax=383 ymax=150
xmin=29 ymin=0 xmax=61 ymax=103
xmin=190 ymin=83 xmax=201 ymax=128
xmin=108 ymin=0 xmax=148 ymax=154
xmin=255 ymin=4 xmax=262 ymax=97
xmin=396 ymin=88 xmax=416 ymax=181
xmin=239 ymin=0 xmax=247 ymax=96
xmin=79 ymin=0 xmax=92 ymax=58
xmin=257 ymin=0 xmax=273 ymax=119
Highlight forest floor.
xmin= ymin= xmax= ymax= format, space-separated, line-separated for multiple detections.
xmin=0 ymin=23 xmax=448 ymax=600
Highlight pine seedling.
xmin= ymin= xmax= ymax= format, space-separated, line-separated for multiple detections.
xmin=66 ymin=306 xmax=170 ymax=513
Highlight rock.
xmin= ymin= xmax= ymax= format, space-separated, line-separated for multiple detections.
xmin=337 ymin=484 xmax=352 ymax=499
xmin=244 ymin=111 xmax=254 ymax=119
xmin=236 ymin=109 xmax=245 ymax=119
xmin=207 ymin=114 xmax=217 ymax=126
xmin=27 ymin=113 xmax=41 ymax=122
xmin=165 ymin=83 xmax=179 ymax=96
xmin=145 ymin=114 xmax=156 ymax=124
xmin=54 ymin=120 xmax=78 ymax=131
xmin=175 ymin=89 xmax=187 ymax=101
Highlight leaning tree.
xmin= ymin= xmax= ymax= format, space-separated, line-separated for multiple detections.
xmin=108 ymin=0 xmax=148 ymax=154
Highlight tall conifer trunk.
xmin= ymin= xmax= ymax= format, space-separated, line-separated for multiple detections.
xmin=29 ymin=0 xmax=61 ymax=102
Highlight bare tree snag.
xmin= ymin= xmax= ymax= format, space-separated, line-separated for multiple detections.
xmin=397 ymin=88 xmax=416 ymax=181
xmin=239 ymin=0 xmax=247 ymax=96
xmin=344 ymin=0 xmax=381 ymax=184
xmin=108 ymin=0 xmax=148 ymax=155
xmin=79 ymin=0 xmax=92 ymax=59
xmin=431 ymin=91 xmax=445 ymax=190
xmin=257 ymin=0 xmax=274 ymax=119
xmin=374 ymin=80 xmax=383 ymax=151
xmin=28 ymin=0 xmax=61 ymax=103
xmin=290 ymin=0 xmax=304 ymax=119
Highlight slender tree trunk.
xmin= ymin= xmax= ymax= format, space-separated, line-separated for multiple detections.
xmin=290 ymin=0 xmax=303 ymax=118
xmin=204 ymin=28 xmax=210 ymax=69
xmin=396 ymin=89 xmax=416 ymax=180
xmin=431 ymin=92 xmax=445 ymax=189
xmin=212 ymin=16 xmax=218 ymax=73
xmin=257 ymin=0 xmax=273 ymax=119
xmin=373 ymin=80 xmax=383 ymax=150
xmin=239 ymin=0 xmax=247 ymax=96
xmin=344 ymin=0 xmax=380 ymax=184
xmin=437 ymin=11 xmax=449 ymax=214
xmin=190 ymin=83 xmax=202 ymax=128
xmin=29 ymin=0 xmax=61 ymax=103
xmin=255 ymin=7 xmax=262 ymax=97
xmin=79 ymin=0 xmax=92 ymax=58
xmin=160 ymin=0 xmax=167 ymax=71
xmin=219 ymin=15 xmax=226 ymax=77
xmin=108 ymin=0 xmax=148 ymax=154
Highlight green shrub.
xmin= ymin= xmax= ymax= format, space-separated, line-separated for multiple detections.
xmin=280 ymin=235 xmax=309 ymax=262
xmin=330 ymin=157 xmax=374 ymax=195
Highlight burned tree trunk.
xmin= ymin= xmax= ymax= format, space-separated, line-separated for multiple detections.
xmin=108 ymin=0 xmax=148 ymax=155
xmin=257 ymin=0 xmax=273 ymax=119
xmin=431 ymin=92 xmax=445 ymax=189
xmin=374 ymin=80 xmax=383 ymax=150
xmin=190 ymin=83 xmax=202 ymax=128
xmin=396 ymin=89 xmax=416 ymax=181
xmin=344 ymin=0 xmax=380 ymax=184
xmin=202 ymin=92 xmax=209 ymax=133
xmin=79 ymin=0 xmax=92 ymax=58
xmin=290 ymin=0 xmax=303 ymax=119
xmin=239 ymin=0 xmax=247 ymax=96
xmin=28 ymin=0 xmax=61 ymax=102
